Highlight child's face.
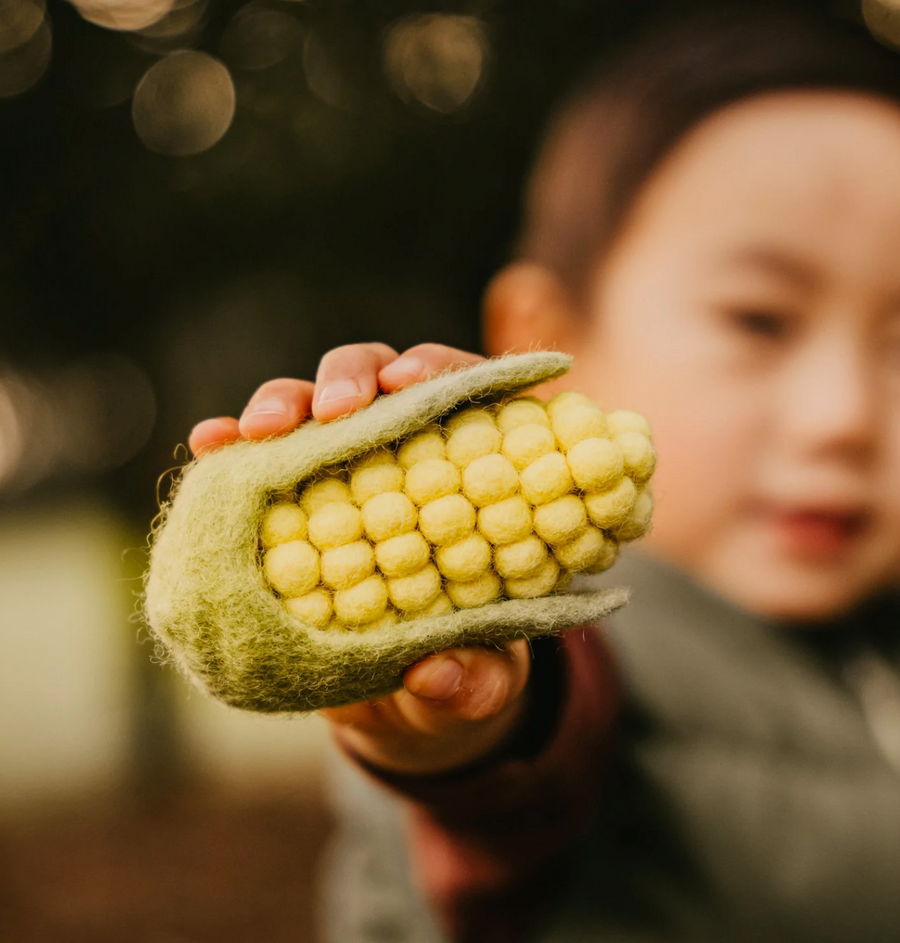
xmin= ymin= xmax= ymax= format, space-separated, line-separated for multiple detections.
xmin=571 ymin=91 xmax=900 ymax=621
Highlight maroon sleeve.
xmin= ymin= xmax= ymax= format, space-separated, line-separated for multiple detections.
xmin=349 ymin=623 xmax=620 ymax=943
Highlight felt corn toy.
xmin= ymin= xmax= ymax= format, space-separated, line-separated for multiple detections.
xmin=144 ymin=352 xmax=652 ymax=712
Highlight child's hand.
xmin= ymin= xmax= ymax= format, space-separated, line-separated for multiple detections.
xmin=188 ymin=343 xmax=533 ymax=775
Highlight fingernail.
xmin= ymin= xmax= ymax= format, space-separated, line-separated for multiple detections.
xmin=317 ymin=379 xmax=361 ymax=405
xmin=247 ymin=396 xmax=288 ymax=418
xmin=406 ymin=657 xmax=464 ymax=700
xmin=383 ymin=357 xmax=424 ymax=380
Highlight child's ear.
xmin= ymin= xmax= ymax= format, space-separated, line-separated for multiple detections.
xmin=483 ymin=262 xmax=584 ymax=357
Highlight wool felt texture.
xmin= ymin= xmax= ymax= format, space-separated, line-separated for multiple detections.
xmin=144 ymin=352 xmax=633 ymax=713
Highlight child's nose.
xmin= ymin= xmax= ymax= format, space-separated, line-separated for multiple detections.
xmin=780 ymin=328 xmax=878 ymax=461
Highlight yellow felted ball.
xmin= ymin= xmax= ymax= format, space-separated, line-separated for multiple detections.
xmin=444 ymin=406 xmax=497 ymax=432
xmin=334 ymin=575 xmax=388 ymax=626
xmin=553 ymin=526 xmax=613 ymax=572
xmin=435 ymin=533 xmax=492 ymax=582
xmin=284 ymin=590 xmax=333 ymax=627
xmin=613 ymin=486 xmax=654 ymax=541
xmin=360 ymin=492 xmax=417 ymax=543
xmin=260 ymin=502 xmax=308 ymax=548
xmin=494 ymin=535 xmax=548 ymax=579
xmin=418 ymin=493 xmax=476 ymax=546
xmin=519 ymin=452 xmax=574 ymax=506
xmin=584 ymin=477 xmax=637 ymax=529
xmin=495 ymin=397 xmax=550 ymax=433
xmin=307 ymin=502 xmax=363 ymax=550
xmin=388 ymin=563 xmax=442 ymax=612
xmin=350 ymin=461 xmax=404 ymax=506
xmin=607 ymin=409 xmax=652 ymax=439
xmin=548 ymin=392 xmax=608 ymax=451
xmin=566 ymin=437 xmax=625 ymax=492
xmin=445 ymin=571 xmax=501 ymax=609
xmin=616 ymin=432 xmax=657 ymax=484
xmin=374 ymin=531 xmax=430 ymax=578
xmin=533 ymin=495 xmax=588 ymax=546
xmin=320 ymin=540 xmax=375 ymax=590
xmin=504 ymin=555 xmax=560 ymax=599
xmin=585 ymin=537 xmax=620 ymax=574
xmin=350 ymin=446 xmax=395 ymax=468
xmin=461 ymin=453 xmax=519 ymax=507
xmin=501 ymin=423 xmax=556 ymax=471
xmin=263 ymin=540 xmax=320 ymax=597
xmin=397 ymin=427 xmax=446 ymax=468
xmin=404 ymin=458 xmax=460 ymax=506
xmin=300 ymin=477 xmax=351 ymax=515
xmin=417 ymin=592 xmax=454 ymax=618
xmin=477 ymin=495 xmax=533 ymax=546
xmin=445 ymin=422 xmax=502 ymax=468
xmin=358 ymin=608 xmax=400 ymax=630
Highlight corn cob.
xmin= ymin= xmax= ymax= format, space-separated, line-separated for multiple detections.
xmin=262 ymin=392 xmax=654 ymax=631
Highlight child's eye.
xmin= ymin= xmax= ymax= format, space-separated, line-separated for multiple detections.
xmin=730 ymin=309 xmax=792 ymax=339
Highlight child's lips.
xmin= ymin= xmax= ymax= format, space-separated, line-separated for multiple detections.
xmin=767 ymin=506 xmax=870 ymax=558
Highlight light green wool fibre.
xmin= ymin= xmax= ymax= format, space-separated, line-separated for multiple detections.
xmin=143 ymin=352 xmax=629 ymax=713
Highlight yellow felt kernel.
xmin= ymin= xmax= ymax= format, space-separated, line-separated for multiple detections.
xmin=444 ymin=406 xmax=497 ymax=432
xmin=435 ymin=533 xmax=492 ymax=582
xmin=549 ymin=398 xmax=608 ymax=452
xmin=586 ymin=537 xmax=620 ymax=574
xmin=388 ymin=563 xmax=442 ymax=612
xmin=404 ymin=458 xmax=460 ymax=506
xmin=613 ymin=486 xmax=654 ymax=541
xmin=607 ymin=409 xmax=652 ymax=439
xmin=546 ymin=391 xmax=594 ymax=420
xmin=284 ymin=590 xmax=333 ymax=627
xmin=397 ymin=427 xmax=445 ymax=468
xmin=374 ymin=531 xmax=430 ymax=578
xmin=263 ymin=540 xmax=320 ymax=597
xmin=501 ymin=423 xmax=556 ymax=471
xmin=445 ymin=571 xmax=501 ymax=609
xmin=461 ymin=453 xmax=519 ymax=507
xmin=477 ymin=496 xmax=533 ymax=546
xmin=320 ymin=540 xmax=375 ymax=590
xmin=494 ymin=535 xmax=548 ymax=579
xmin=533 ymin=495 xmax=588 ymax=546
xmin=616 ymin=432 xmax=657 ymax=484
xmin=553 ymin=526 xmax=611 ymax=571
xmin=358 ymin=607 xmax=400 ymax=631
xmin=360 ymin=492 xmax=417 ymax=543
xmin=495 ymin=397 xmax=550 ymax=433
xmin=333 ymin=575 xmax=388 ymax=626
xmin=260 ymin=502 xmax=308 ymax=548
xmin=566 ymin=437 xmax=624 ymax=492
xmin=445 ymin=422 xmax=502 ymax=468
xmin=307 ymin=502 xmax=363 ymax=550
xmin=350 ymin=446 xmax=395 ymax=468
xmin=519 ymin=452 xmax=574 ymax=506
xmin=417 ymin=592 xmax=454 ymax=618
xmin=418 ymin=493 xmax=476 ymax=546
xmin=300 ymin=477 xmax=351 ymax=515
xmin=584 ymin=477 xmax=637 ymax=529
xmin=504 ymin=555 xmax=560 ymax=599
xmin=350 ymin=461 xmax=404 ymax=505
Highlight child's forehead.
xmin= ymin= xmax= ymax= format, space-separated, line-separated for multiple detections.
xmin=622 ymin=90 xmax=900 ymax=272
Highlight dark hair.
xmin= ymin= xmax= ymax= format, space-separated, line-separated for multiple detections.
xmin=520 ymin=3 xmax=900 ymax=302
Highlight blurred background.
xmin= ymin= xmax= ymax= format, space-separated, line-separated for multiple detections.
xmin=0 ymin=0 xmax=894 ymax=939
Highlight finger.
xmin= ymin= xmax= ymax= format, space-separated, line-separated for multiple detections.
xmin=378 ymin=344 xmax=485 ymax=392
xmin=312 ymin=343 xmax=398 ymax=422
xmin=400 ymin=640 xmax=531 ymax=727
xmin=239 ymin=378 xmax=316 ymax=440
xmin=189 ymin=417 xmax=242 ymax=456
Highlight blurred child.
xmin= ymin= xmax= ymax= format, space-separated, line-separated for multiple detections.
xmin=190 ymin=5 xmax=900 ymax=942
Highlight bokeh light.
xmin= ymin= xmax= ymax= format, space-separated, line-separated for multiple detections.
xmin=133 ymin=0 xmax=208 ymax=47
xmin=220 ymin=1 xmax=304 ymax=72
xmin=863 ymin=0 xmax=900 ymax=48
xmin=383 ymin=13 xmax=488 ymax=114
xmin=0 ymin=0 xmax=52 ymax=99
xmin=302 ymin=30 xmax=345 ymax=108
xmin=68 ymin=0 xmax=175 ymax=32
xmin=132 ymin=50 xmax=236 ymax=156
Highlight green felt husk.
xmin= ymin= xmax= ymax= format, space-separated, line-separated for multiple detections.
xmin=143 ymin=351 xmax=629 ymax=713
